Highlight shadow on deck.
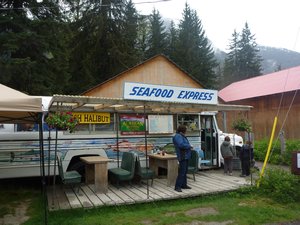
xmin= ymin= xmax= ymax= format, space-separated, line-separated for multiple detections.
xmin=47 ymin=170 xmax=252 ymax=211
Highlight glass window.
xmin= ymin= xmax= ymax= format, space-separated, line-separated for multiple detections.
xmin=177 ymin=114 xmax=200 ymax=134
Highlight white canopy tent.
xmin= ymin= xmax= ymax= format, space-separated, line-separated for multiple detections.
xmin=0 ymin=83 xmax=47 ymax=224
xmin=0 ymin=83 xmax=43 ymax=123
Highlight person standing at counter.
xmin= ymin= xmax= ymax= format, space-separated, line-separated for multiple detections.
xmin=173 ymin=125 xmax=192 ymax=192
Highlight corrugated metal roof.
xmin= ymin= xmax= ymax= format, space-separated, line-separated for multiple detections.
xmin=48 ymin=94 xmax=252 ymax=113
xmin=219 ymin=66 xmax=300 ymax=102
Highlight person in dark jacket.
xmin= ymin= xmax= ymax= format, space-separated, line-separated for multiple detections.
xmin=221 ymin=136 xmax=234 ymax=175
xmin=173 ymin=125 xmax=192 ymax=192
xmin=239 ymin=141 xmax=254 ymax=177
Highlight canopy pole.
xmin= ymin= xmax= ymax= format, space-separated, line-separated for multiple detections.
xmin=51 ymin=128 xmax=58 ymax=207
xmin=47 ymin=129 xmax=51 ymax=183
xmin=39 ymin=113 xmax=48 ymax=225
xmin=116 ymin=113 xmax=120 ymax=167
xmin=144 ymin=104 xmax=149 ymax=198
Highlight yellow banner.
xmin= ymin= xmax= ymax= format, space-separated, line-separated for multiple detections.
xmin=73 ymin=112 xmax=110 ymax=124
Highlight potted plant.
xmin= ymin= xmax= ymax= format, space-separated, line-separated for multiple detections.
xmin=46 ymin=111 xmax=78 ymax=133
xmin=232 ymin=117 xmax=252 ymax=141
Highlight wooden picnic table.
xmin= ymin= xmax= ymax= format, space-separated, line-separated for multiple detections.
xmin=80 ymin=156 xmax=111 ymax=193
xmin=148 ymin=153 xmax=178 ymax=187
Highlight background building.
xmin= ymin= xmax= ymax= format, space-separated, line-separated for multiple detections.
xmin=219 ymin=66 xmax=300 ymax=140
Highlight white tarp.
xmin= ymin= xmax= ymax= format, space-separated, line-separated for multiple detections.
xmin=0 ymin=83 xmax=43 ymax=123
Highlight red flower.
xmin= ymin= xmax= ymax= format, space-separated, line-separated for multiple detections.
xmin=46 ymin=111 xmax=78 ymax=133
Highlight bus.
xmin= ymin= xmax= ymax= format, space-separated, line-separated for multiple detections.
xmin=0 ymin=112 xmax=243 ymax=179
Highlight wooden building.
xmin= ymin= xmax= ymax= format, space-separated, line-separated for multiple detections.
xmin=219 ymin=66 xmax=300 ymax=140
xmin=66 ymin=54 xmax=250 ymax=170
xmin=82 ymin=54 xmax=204 ymax=97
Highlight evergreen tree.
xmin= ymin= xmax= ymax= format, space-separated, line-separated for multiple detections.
xmin=121 ymin=0 xmax=140 ymax=64
xmin=65 ymin=0 xmax=98 ymax=94
xmin=223 ymin=22 xmax=262 ymax=85
xmin=222 ymin=30 xmax=240 ymax=86
xmin=136 ymin=14 xmax=150 ymax=60
xmin=171 ymin=3 xmax=217 ymax=88
xmin=144 ymin=9 xmax=167 ymax=59
xmin=0 ymin=0 xmax=70 ymax=95
xmin=275 ymin=64 xmax=282 ymax=72
xmin=238 ymin=22 xmax=262 ymax=79
xmin=165 ymin=20 xmax=178 ymax=59
xmin=66 ymin=0 xmax=141 ymax=94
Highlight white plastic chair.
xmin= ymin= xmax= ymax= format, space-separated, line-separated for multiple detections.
xmin=195 ymin=148 xmax=211 ymax=168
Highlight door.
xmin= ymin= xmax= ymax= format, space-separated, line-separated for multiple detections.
xmin=200 ymin=115 xmax=219 ymax=168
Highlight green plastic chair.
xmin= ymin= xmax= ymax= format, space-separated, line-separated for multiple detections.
xmin=135 ymin=155 xmax=155 ymax=186
xmin=108 ymin=152 xmax=136 ymax=187
xmin=57 ymin=155 xmax=82 ymax=192
xmin=187 ymin=150 xmax=199 ymax=181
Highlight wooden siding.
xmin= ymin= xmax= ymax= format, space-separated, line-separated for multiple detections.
xmin=84 ymin=56 xmax=203 ymax=98
xmin=217 ymin=91 xmax=300 ymax=140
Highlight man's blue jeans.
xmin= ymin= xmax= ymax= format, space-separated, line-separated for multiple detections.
xmin=175 ymin=159 xmax=188 ymax=189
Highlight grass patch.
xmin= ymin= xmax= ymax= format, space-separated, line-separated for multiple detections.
xmin=2 ymin=176 xmax=300 ymax=225
xmin=0 ymin=178 xmax=44 ymax=223
xmin=22 ymin=190 xmax=300 ymax=225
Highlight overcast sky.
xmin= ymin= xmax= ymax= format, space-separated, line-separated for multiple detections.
xmin=132 ymin=0 xmax=300 ymax=53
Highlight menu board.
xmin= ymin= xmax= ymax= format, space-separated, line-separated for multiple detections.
xmin=148 ymin=115 xmax=173 ymax=134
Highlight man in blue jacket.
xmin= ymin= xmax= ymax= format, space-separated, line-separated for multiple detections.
xmin=173 ymin=125 xmax=192 ymax=192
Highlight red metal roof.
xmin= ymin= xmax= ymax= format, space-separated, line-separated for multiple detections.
xmin=219 ymin=66 xmax=300 ymax=102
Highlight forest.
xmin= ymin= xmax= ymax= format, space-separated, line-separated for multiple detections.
xmin=0 ymin=0 xmax=262 ymax=95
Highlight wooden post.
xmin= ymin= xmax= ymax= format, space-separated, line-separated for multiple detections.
xmin=279 ymin=130 xmax=286 ymax=154
xmin=222 ymin=111 xmax=227 ymax=132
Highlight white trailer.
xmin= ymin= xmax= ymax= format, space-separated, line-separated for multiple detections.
xmin=0 ymin=111 xmax=243 ymax=179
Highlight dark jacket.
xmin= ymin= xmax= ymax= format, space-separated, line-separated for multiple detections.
xmin=221 ymin=141 xmax=234 ymax=159
xmin=173 ymin=132 xmax=192 ymax=161
xmin=239 ymin=144 xmax=254 ymax=160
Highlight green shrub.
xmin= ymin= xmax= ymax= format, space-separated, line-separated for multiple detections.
xmin=286 ymin=139 xmax=300 ymax=150
xmin=270 ymin=154 xmax=282 ymax=164
xmin=258 ymin=168 xmax=300 ymax=203
xmin=254 ymin=139 xmax=268 ymax=162
xmin=283 ymin=140 xmax=300 ymax=165
xmin=254 ymin=139 xmax=300 ymax=165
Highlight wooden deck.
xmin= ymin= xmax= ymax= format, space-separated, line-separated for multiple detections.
xmin=47 ymin=170 xmax=251 ymax=211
